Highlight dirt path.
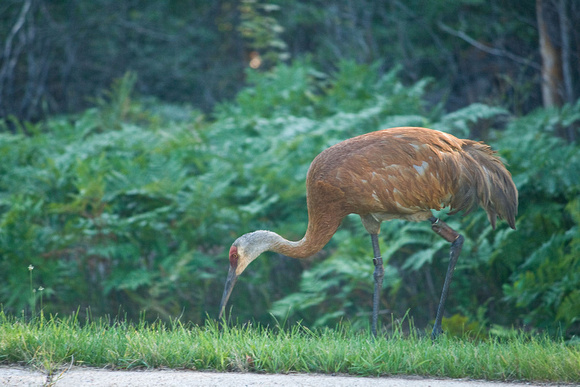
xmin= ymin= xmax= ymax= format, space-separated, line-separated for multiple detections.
xmin=0 ymin=367 xmax=555 ymax=387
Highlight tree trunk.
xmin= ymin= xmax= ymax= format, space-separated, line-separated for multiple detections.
xmin=558 ymin=0 xmax=574 ymax=103
xmin=536 ymin=0 xmax=563 ymax=107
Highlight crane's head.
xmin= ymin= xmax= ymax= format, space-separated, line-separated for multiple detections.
xmin=218 ymin=231 xmax=275 ymax=320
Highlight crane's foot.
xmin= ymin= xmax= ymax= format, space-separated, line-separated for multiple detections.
xmin=429 ymin=217 xmax=464 ymax=340
xmin=370 ymin=234 xmax=384 ymax=338
xmin=431 ymin=324 xmax=443 ymax=340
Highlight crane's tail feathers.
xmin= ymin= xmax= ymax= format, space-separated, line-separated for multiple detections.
xmin=450 ymin=141 xmax=518 ymax=230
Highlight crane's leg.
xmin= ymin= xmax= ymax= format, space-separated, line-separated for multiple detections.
xmin=429 ymin=216 xmax=464 ymax=340
xmin=370 ymin=233 xmax=384 ymax=337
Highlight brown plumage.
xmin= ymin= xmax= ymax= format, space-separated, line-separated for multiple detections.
xmin=219 ymin=127 xmax=518 ymax=338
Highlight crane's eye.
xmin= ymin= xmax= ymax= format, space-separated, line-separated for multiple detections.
xmin=229 ymin=245 xmax=240 ymax=266
xmin=230 ymin=253 xmax=239 ymax=267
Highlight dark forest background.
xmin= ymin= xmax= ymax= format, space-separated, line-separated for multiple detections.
xmin=1 ymin=0 xmax=579 ymax=338
xmin=3 ymin=0 xmax=579 ymax=121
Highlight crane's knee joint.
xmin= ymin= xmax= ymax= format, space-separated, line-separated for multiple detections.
xmin=373 ymin=257 xmax=383 ymax=267
xmin=451 ymin=234 xmax=464 ymax=254
xmin=453 ymin=234 xmax=464 ymax=246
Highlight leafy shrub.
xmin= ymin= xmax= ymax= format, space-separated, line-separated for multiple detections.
xmin=499 ymin=103 xmax=580 ymax=336
xmin=1 ymin=64 xmax=579 ymax=338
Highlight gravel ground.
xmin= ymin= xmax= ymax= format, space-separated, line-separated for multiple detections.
xmin=0 ymin=367 xmax=557 ymax=387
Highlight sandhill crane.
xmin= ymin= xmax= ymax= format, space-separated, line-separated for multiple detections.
xmin=218 ymin=127 xmax=518 ymax=338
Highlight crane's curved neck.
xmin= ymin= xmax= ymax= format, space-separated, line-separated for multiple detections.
xmin=274 ymin=224 xmax=332 ymax=259
xmin=242 ymin=211 xmax=344 ymax=260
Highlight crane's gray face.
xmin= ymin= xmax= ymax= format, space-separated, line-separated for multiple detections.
xmin=218 ymin=231 xmax=276 ymax=320
xmin=218 ymin=239 xmax=259 ymax=320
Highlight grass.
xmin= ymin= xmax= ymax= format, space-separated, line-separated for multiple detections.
xmin=0 ymin=311 xmax=579 ymax=384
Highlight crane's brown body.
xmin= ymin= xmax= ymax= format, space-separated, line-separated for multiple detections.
xmin=276 ymin=127 xmax=516 ymax=258
xmin=219 ymin=127 xmax=518 ymax=338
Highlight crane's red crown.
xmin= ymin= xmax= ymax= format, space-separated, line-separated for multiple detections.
xmin=229 ymin=245 xmax=239 ymax=267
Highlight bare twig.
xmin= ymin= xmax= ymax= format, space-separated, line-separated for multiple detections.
xmin=0 ymin=0 xmax=33 ymax=83
xmin=437 ymin=20 xmax=541 ymax=71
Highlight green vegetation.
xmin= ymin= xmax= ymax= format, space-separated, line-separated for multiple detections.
xmin=1 ymin=63 xmax=579 ymax=339
xmin=0 ymin=312 xmax=578 ymax=383
xmin=4 ymin=0 xmax=565 ymax=121
xmin=1 ymin=2 xmax=579 ymax=380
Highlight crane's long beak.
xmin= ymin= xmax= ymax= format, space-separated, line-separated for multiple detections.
xmin=218 ymin=265 xmax=238 ymax=320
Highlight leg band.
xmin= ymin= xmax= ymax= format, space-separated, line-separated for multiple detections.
xmin=430 ymin=217 xmax=460 ymax=243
